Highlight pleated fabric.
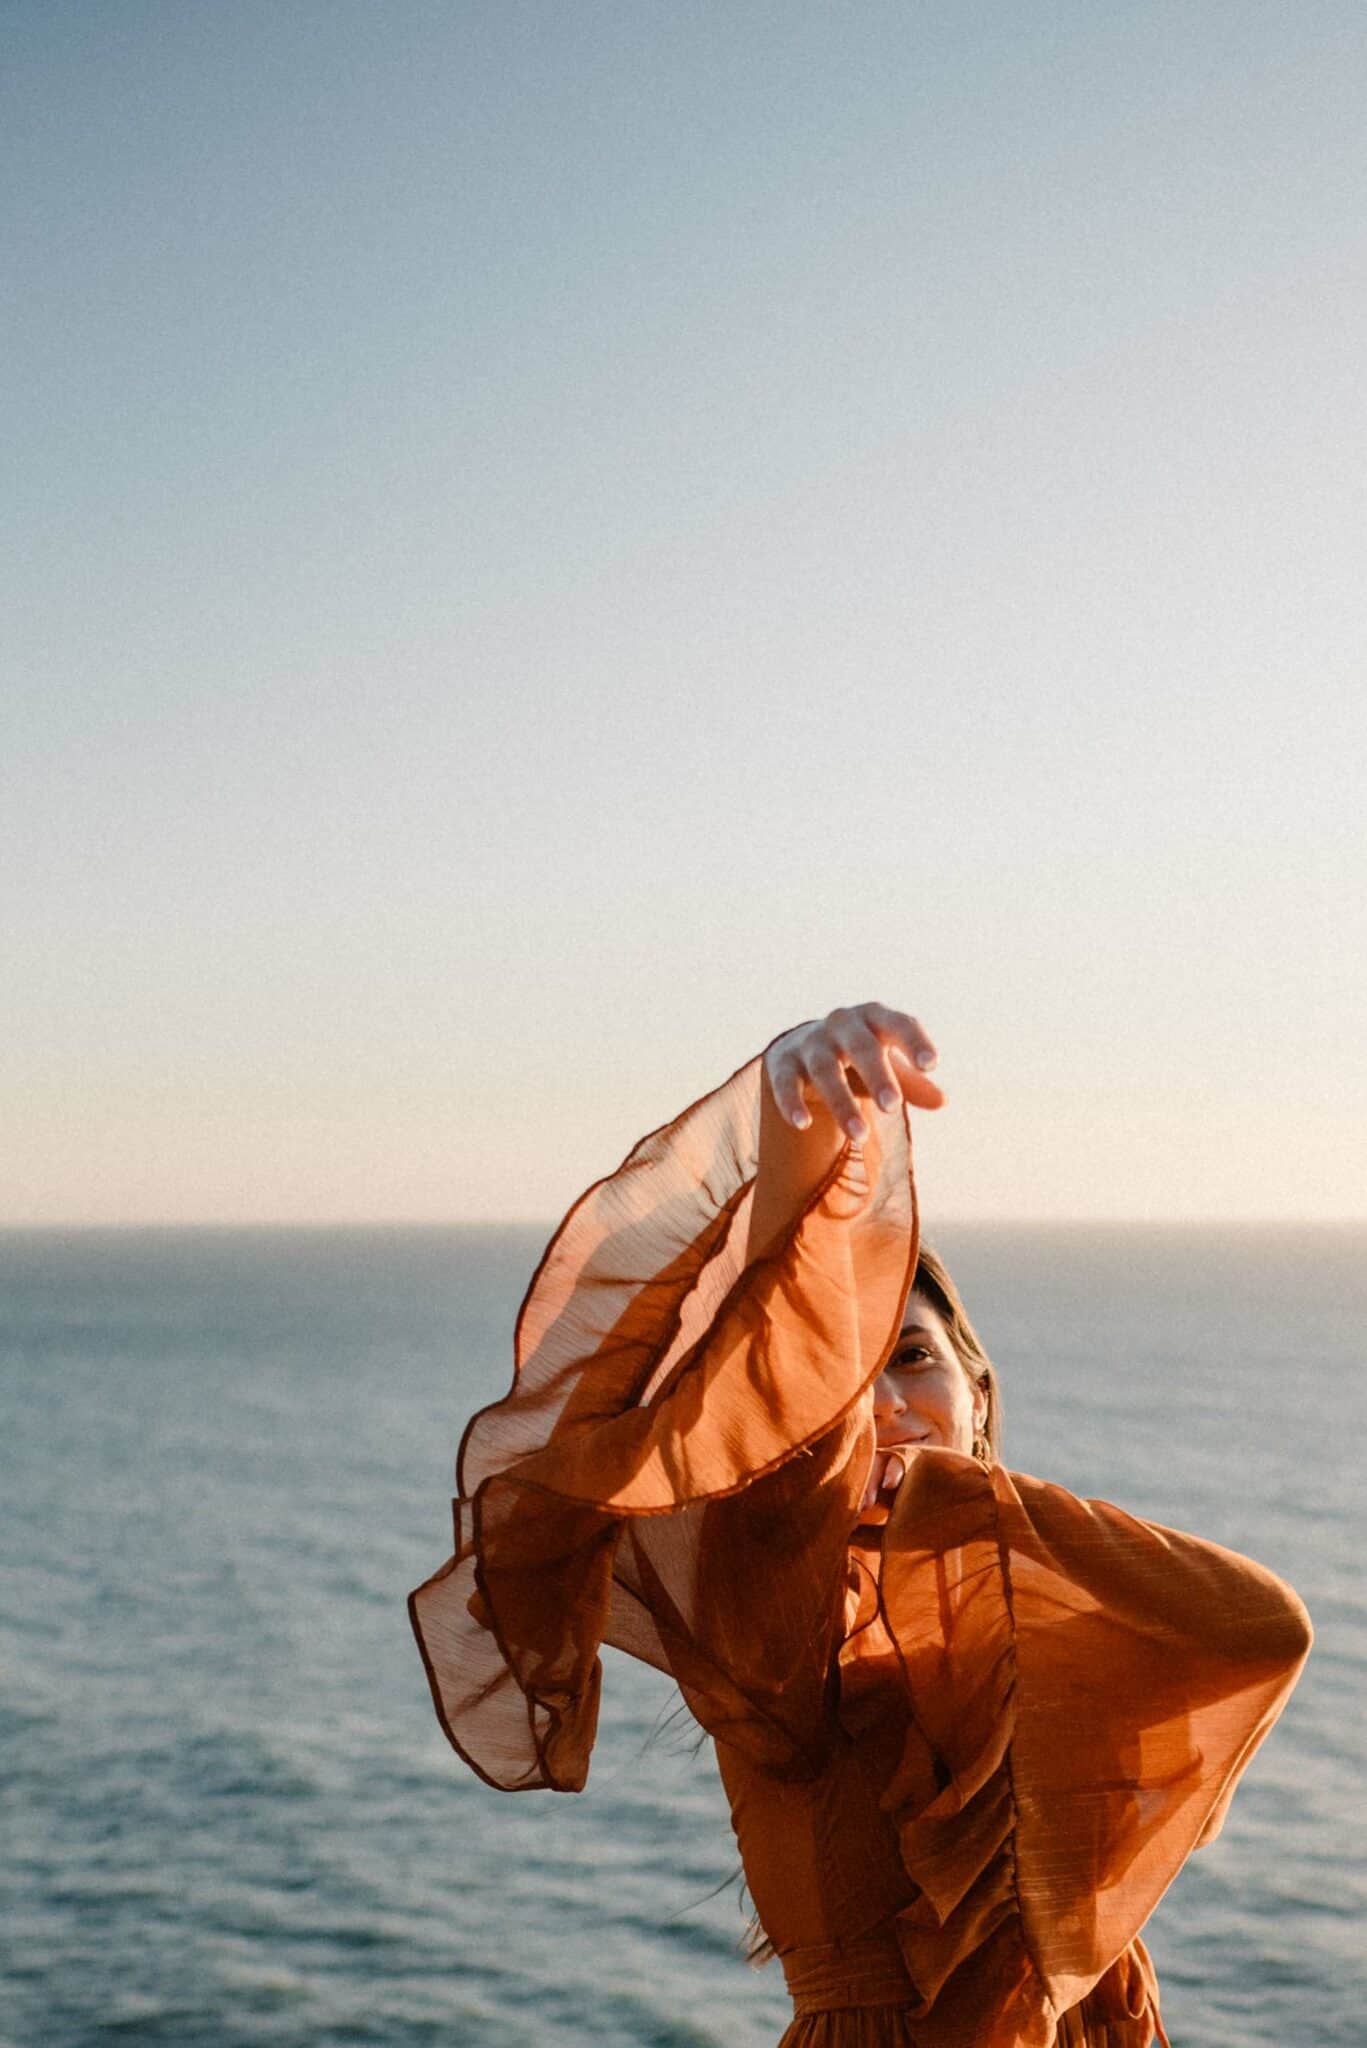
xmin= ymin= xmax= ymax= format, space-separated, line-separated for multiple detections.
xmin=409 ymin=1043 xmax=1311 ymax=2047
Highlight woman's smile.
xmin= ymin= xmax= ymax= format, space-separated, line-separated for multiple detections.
xmin=872 ymin=1295 xmax=988 ymax=1460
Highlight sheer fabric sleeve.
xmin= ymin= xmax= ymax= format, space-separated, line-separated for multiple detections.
xmin=408 ymin=1043 xmax=918 ymax=1791
xmin=869 ymin=1448 xmax=1312 ymax=2047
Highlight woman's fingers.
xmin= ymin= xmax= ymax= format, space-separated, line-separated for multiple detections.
xmin=765 ymin=1045 xmax=816 ymax=1130
xmin=888 ymin=1046 xmax=946 ymax=1111
xmin=866 ymin=1004 xmax=938 ymax=1077
xmin=830 ymin=1011 xmax=903 ymax=1114
xmin=859 ymin=1445 xmax=884 ymax=1513
xmin=808 ymin=1006 xmax=942 ymax=1132
xmin=765 ymin=1004 xmax=945 ymax=1131
xmin=860 ymin=1445 xmax=911 ymax=1513
xmin=805 ymin=1044 xmax=867 ymax=1141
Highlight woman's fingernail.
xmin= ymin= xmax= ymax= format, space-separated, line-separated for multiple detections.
xmin=915 ymin=1050 xmax=936 ymax=1070
xmin=877 ymin=1087 xmax=898 ymax=1112
xmin=792 ymin=1109 xmax=811 ymax=1130
xmin=846 ymin=1116 xmax=868 ymax=1143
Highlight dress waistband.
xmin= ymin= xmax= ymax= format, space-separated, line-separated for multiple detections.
xmin=780 ymin=1931 xmax=915 ymax=2014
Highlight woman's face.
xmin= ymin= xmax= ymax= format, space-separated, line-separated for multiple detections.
xmin=873 ymin=1291 xmax=987 ymax=1457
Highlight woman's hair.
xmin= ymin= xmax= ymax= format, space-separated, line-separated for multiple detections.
xmin=910 ymin=1241 xmax=1004 ymax=1463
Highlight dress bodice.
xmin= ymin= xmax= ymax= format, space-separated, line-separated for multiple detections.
xmin=409 ymin=1043 xmax=1310 ymax=2047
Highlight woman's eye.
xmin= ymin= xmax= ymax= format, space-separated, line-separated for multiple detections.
xmin=893 ymin=1347 xmax=933 ymax=1370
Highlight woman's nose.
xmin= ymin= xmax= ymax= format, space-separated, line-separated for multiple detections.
xmin=873 ymin=1372 xmax=906 ymax=1417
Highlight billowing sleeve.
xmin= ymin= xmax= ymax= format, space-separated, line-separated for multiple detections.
xmin=870 ymin=1448 xmax=1313 ymax=2047
xmin=408 ymin=1043 xmax=918 ymax=1792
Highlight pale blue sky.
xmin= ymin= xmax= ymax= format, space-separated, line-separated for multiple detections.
xmin=5 ymin=2 xmax=1365 ymax=1223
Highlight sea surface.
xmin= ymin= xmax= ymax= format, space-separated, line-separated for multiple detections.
xmin=2 ymin=1222 xmax=1363 ymax=2048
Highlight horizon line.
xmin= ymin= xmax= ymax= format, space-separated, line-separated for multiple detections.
xmin=1 ymin=1215 xmax=1363 ymax=1233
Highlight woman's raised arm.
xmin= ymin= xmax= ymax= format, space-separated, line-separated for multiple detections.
xmin=412 ymin=1005 xmax=936 ymax=1790
xmin=746 ymin=1002 xmax=945 ymax=1264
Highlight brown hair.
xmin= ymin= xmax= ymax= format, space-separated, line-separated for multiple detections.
xmin=908 ymin=1241 xmax=1004 ymax=1463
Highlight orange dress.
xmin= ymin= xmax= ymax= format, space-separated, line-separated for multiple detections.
xmin=409 ymin=1047 xmax=1311 ymax=2048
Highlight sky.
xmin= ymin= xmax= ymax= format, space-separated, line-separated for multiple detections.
xmin=4 ymin=1 xmax=1365 ymax=1226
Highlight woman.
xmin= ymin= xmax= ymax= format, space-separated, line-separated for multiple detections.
xmin=410 ymin=1003 xmax=1311 ymax=2047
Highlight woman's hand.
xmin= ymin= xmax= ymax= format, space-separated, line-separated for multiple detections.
xmin=858 ymin=1443 xmax=912 ymax=1520
xmin=746 ymin=1003 xmax=944 ymax=1265
xmin=763 ymin=1003 xmax=944 ymax=1141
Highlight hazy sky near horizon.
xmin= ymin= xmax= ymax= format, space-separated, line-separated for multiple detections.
xmin=5 ymin=2 xmax=1365 ymax=1225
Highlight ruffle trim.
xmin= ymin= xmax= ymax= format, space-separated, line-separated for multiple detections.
xmin=410 ymin=1040 xmax=919 ymax=1792
xmin=844 ymin=1442 xmax=1302 ymax=2046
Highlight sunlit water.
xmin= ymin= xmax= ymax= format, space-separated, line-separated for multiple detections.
xmin=2 ymin=1223 xmax=1362 ymax=2047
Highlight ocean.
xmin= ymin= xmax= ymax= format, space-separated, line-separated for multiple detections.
xmin=1 ymin=1222 xmax=1362 ymax=2048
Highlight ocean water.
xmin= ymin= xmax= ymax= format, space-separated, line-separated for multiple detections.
xmin=1 ymin=1221 xmax=1363 ymax=2048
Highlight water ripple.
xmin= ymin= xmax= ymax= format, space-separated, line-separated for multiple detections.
xmin=2 ymin=1224 xmax=1362 ymax=2048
